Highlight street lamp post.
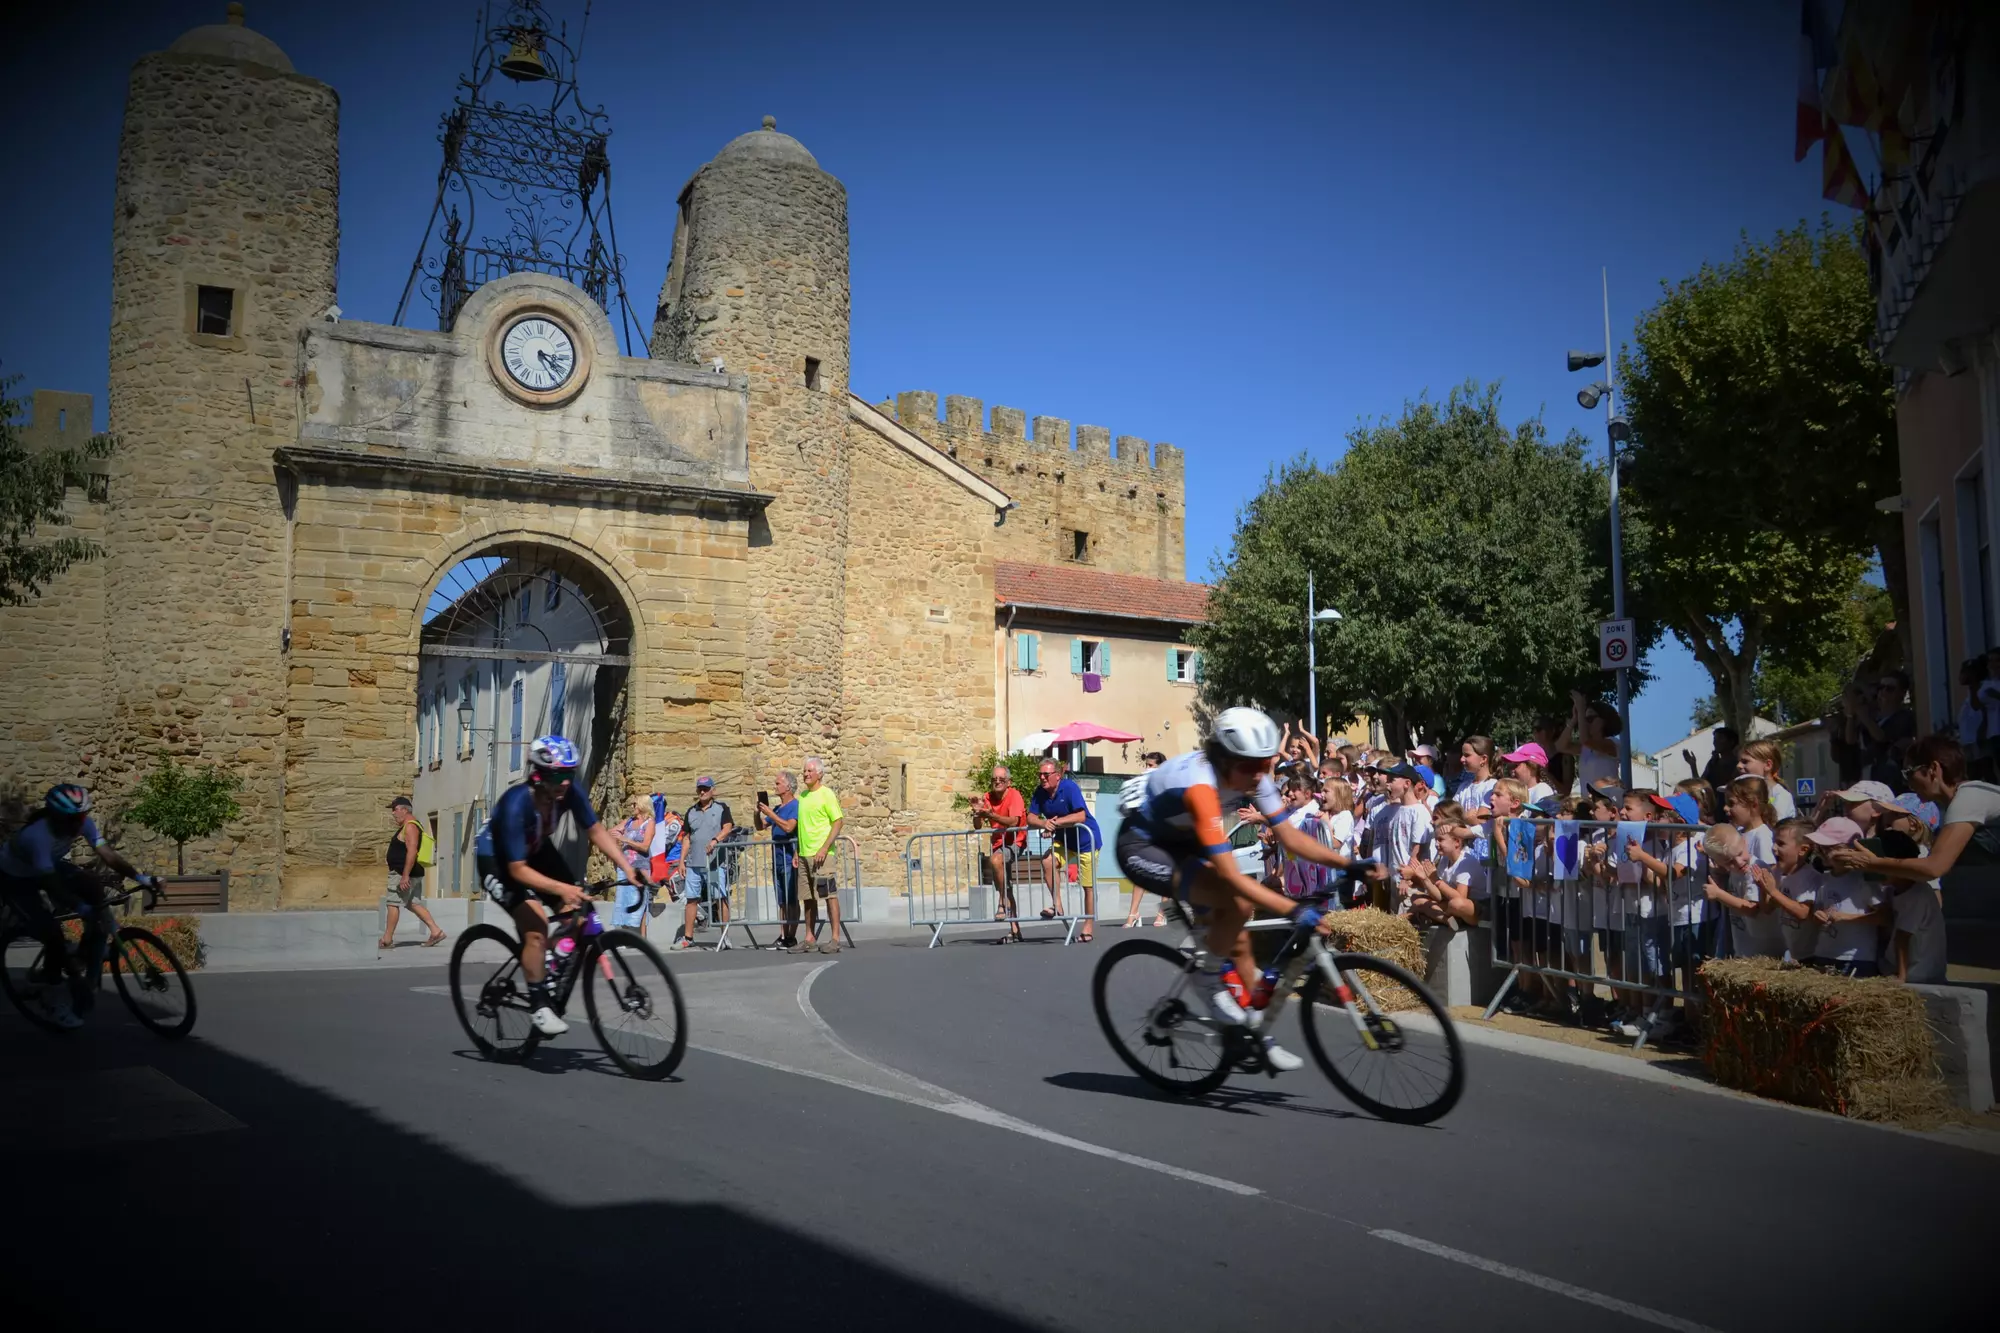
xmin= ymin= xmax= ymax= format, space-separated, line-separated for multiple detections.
xmin=1568 ymin=267 xmax=1635 ymax=788
xmin=1305 ymin=569 xmax=1342 ymax=746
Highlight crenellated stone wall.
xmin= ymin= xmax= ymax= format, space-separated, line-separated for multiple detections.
xmin=887 ymin=391 xmax=1186 ymax=581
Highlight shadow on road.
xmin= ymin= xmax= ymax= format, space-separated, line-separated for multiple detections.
xmin=6 ymin=1015 xmax=1041 ymax=1330
xmin=1044 ymin=1069 xmax=1361 ymax=1120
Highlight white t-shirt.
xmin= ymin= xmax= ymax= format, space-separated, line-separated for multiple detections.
xmin=1442 ymin=848 xmax=1489 ymax=902
xmin=1324 ymin=809 xmax=1358 ymax=859
xmin=1365 ymin=800 xmax=1394 ymax=859
xmin=1890 ymin=883 xmax=1948 ymax=983
xmin=1777 ymin=865 xmax=1823 ymax=963
xmin=1453 ymin=775 xmax=1496 ymax=816
xmin=1944 ymin=780 xmax=2000 ymax=832
xmin=1729 ymin=824 xmax=1786 ymax=958
xmin=1767 ymin=783 xmax=1797 ymax=821
xmin=1527 ymin=782 xmax=1556 ymax=806
xmin=1811 ymin=871 xmax=1883 ymax=964
xmin=1384 ymin=801 xmax=1434 ymax=873
xmin=1578 ymin=745 xmax=1619 ymax=796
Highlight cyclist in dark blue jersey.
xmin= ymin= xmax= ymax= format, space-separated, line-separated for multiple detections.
xmin=475 ymin=736 xmax=652 ymax=1036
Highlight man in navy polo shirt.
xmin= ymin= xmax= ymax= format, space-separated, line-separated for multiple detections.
xmin=1027 ymin=758 xmax=1104 ymax=942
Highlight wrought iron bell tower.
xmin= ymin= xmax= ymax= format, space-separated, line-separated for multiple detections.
xmin=394 ymin=0 xmax=642 ymax=353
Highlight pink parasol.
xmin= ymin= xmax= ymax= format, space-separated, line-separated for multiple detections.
xmin=1048 ymin=720 xmax=1144 ymax=745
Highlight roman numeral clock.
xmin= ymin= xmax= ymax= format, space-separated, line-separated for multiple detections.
xmin=485 ymin=306 xmax=592 ymax=408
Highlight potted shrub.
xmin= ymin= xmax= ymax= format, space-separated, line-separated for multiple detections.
xmin=125 ymin=754 xmax=242 ymax=912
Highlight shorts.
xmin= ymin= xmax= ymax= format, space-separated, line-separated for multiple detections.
xmin=1633 ymin=918 xmax=1670 ymax=982
xmin=1065 ymin=849 xmax=1096 ymax=889
xmin=684 ymin=864 xmax=729 ymax=904
xmin=477 ymin=844 xmax=577 ymax=913
xmin=384 ymin=871 xmax=426 ymax=908
xmin=798 ymin=857 xmax=840 ymax=902
xmin=991 ymin=841 xmax=1028 ymax=863
xmin=1115 ymin=821 xmax=1205 ymax=903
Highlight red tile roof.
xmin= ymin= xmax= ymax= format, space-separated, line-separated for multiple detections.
xmin=994 ymin=560 xmax=1209 ymax=624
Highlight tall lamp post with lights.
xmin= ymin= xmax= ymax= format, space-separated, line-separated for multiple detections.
xmin=1568 ymin=268 xmax=1637 ymax=788
xmin=1305 ymin=569 xmax=1342 ymax=747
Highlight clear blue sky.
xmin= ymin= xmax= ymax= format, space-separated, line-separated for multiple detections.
xmin=3 ymin=0 xmax=1835 ymax=754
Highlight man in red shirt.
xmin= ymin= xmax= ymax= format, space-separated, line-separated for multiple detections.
xmin=972 ymin=762 xmax=1029 ymax=943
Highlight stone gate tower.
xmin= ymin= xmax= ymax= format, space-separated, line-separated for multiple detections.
xmin=651 ymin=119 xmax=852 ymax=757
xmin=105 ymin=5 xmax=338 ymax=901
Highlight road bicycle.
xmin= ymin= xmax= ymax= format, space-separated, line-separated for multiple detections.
xmin=449 ymin=879 xmax=687 ymax=1080
xmin=1092 ymin=874 xmax=1464 ymax=1123
xmin=0 ymin=875 xmax=196 ymax=1038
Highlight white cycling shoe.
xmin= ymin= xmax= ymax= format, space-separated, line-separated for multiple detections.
xmin=38 ymin=988 xmax=85 ymax=1031
xmin=1262 ymin=1038 xmax=1304 ymax=1073
xmin=1206 ymin=979 xmax=1249 ymax=1026
xmin=529 ymin=1006 xmax=569 ymax=1036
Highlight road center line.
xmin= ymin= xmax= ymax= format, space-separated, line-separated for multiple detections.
xmin=1367 ymin=1230 xmax=1727 ymax=1333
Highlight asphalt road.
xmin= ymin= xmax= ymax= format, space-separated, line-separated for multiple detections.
xmin=5 ymin=931 xmax=1991 ymax=1331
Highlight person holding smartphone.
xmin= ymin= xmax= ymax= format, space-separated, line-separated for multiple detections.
xmin=758 ymin=772 xmax=801 ymax=950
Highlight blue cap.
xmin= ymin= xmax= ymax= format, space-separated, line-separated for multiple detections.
xmin=696 ymin=776 xmax=714 ymax=789
xmin=1415 ymin=763 xmax=1437 ymax=787
xmin=1666 ymin=793 xmax=1701 ymax=826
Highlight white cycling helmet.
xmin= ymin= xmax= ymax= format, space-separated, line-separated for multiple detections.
xmin=1211 ymin=707 xmax=1283 ymax=761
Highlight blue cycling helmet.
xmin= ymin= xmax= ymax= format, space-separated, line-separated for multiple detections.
xmin=46 ymin=783 xmax=92 ymax=816
xmin=526 ymin=735 xmax=581 ymax=782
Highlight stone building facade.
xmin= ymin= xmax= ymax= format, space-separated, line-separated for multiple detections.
xmin=1 ymin=9 xmax=1196 ymax=904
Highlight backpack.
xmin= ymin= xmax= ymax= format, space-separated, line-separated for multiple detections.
xmin=404 ymin=818 xmax=436 ymax=868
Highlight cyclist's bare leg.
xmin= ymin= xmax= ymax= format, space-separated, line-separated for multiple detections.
xmin=508 ymin=898 xmax=552 ymax=984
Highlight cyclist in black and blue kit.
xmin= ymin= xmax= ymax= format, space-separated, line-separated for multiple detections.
xmin=475 ymin=736 xmax=652 ymax=1036
xmin=0 ymin=783 xmax=157 ymax=1029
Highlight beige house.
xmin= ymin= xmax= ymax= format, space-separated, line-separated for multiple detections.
xmin=995 ymin=561 xmax=1208 ymax=768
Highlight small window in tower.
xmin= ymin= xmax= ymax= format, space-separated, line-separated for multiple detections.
xmin=1070 ymin=529 xmax=1091 ymax=562
xmin=195 ymin=285 xmax=235 ymax=336
xmin=804 ymin=357 xmax=822 ymax=391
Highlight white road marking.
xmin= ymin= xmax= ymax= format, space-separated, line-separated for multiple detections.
xmin=1368 ymin=1230 xmax=1727 ymax=1333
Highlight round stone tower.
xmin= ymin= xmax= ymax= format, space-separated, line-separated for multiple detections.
xmin=104 ymin=4 xmax=339 ymax=904
xmin=652 ymin=118 xmax=853 ymax=759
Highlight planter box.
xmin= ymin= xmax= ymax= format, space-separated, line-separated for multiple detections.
xmin=155 ymin=872 xmax=229 ymax=914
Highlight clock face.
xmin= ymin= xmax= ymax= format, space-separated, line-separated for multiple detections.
xmin=499 ymin=317 xmax=577 ymax=393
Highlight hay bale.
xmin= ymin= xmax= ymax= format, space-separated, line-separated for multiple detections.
xmin=1699 ymin=957 xmax=1951 ymax=1125
xmin=1252 ymin=908 xmax=1427 ymax=1011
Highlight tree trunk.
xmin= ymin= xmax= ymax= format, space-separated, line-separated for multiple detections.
xmin=1679 ymin=610 xmax=1763 ymax=737
xmin=176 ymin=841 xmax=185 ymax=876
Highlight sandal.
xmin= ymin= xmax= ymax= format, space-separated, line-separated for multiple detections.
xmin=423 ymin=931 xmax=447 ymax=947
xmin=1038 ymin=907 xmax=1057 ymax=920
xmin=377 ymin=940 xmax=394 ymax=951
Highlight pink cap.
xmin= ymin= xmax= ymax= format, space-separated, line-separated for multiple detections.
xmin=1805 ymin=817 xmax=1864 ymax=847
xmin=1501 ymin=741 xmax=1549 ymax=767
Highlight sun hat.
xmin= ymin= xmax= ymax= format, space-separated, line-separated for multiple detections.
xmin=1833 ymin=780 xmax=1895 ymax=806
xmin=1805 ymin=817 xmax=1864 ymax=847
xmin=1501 ymin=742 xmax=1549 ymax=767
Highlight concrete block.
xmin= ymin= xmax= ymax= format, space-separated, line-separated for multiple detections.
xmin=1908 ymin=982 xmax=1995 ymax=1115
xmin=1465 ymin=925 xmax=1510 ymax=1006
xmin=1425 ymin=926 xmax=1472 ymax=1008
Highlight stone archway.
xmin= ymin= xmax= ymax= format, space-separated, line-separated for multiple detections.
xmin=414 ymin=540 xmax=636 ymax=889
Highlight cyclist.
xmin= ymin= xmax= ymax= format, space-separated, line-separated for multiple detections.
xmin=0 ymin=783 xmax=156 ymax=1029
xmin=474 ymin=736 xmax=652 ymax=1037
xmin=1116 ymin=708 xmax=1378 ymax=1071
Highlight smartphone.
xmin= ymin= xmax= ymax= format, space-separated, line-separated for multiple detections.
xmin=755 ymin=790 xmax=770 ymax=828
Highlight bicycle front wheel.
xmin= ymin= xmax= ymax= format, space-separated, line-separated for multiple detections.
xmin=583 ymin=929 xmax=687 ymax=1080
xmin=1092 ymin=938 xmax=1234 ymax=1095
xmin=1298 ymin=952 xmax=1464 ymax=1123
xmin=0 ymin=924 xmax=67 ymax=1035
xmin=110 ymin=926 xmax=196 ymax=1038
xmin=450 ymin=925 xmax=538 ymax=1061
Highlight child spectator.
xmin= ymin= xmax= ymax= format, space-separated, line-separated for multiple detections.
xmin=1764 ymin=816 xmax=1826 ymax=964
xmin=1501 ymin=742 xmax=1557 ymax=805
xmin=1407 ymin=820 xmax=1486 ymax=927
xmin=1830 ymin=779 xmax=1895 ymax=836
xmin=1736 ymin=739 xmax=1797 ymax=820
xmin=1801 ymin=819 xmax=1887 ymax=976
xmin=1711 ymin=782 xmax=1783 ymax=959
xmin=1453 ymin=736 xmax=1498 ymax=818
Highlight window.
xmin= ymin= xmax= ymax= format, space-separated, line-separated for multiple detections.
xmin=416 ymin=705 xmax=429 ymax=771
xmin=518 ymin=588 xmax=532 ymax=626
xmin=895 ymin=763 xmax=908 ymax=810
xmin=1067 ymin=529 xmax=1091 ymax=562
xmin=195 ymin=285 xmax=235 ymax=336
xmin=457 ymin=676 xmax=473 ymax=757
xmin=1014 ymin=632 xmax=1041 ymax=673
xmin=549 ymin=661 xmax=568 ymax=734
xmin=1919 ymin=509 xmax=1951 ymax=727
xmin=1169 ymin=648 xmax=1198 ymax=683
xmin=1957 ymin=469 xmax=1993 ymax=654
xmin=426 ymin=694 xmax=441 ymax=767
xmin=509 ymin=676 xmax=525 ymax=771
xmin=1071 ymin=638 xmax=1109 ymax=676
xmin=804 ymin=357 xmax=822 ymax=391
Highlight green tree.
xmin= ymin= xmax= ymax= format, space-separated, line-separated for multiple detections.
xmin=1686 ymin=575 xmax=1892 ymax=730
xmin=0 ymin=377 xmax=116 ymax=605
xmin=1193 ymin=384 xmax=1652 ymax=748
xmin=125 ymin=754 xmax=243 ymax=875
xmin=1620 ymin=217 xmax=1897 ymax=736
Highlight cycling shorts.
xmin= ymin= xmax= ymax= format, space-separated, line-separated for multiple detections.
xmin=477 ymin=843 xmax=578 ymax=913
xmin=1115 ymin=821 xmax=1209 ymax=903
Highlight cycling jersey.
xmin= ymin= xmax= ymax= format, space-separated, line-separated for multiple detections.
xmin=475 ymin=782 xmax=598 ymax=866
xmin=0 ymin=816 xmax=104 ymax=879
xmin=1128 ymin=750 xmax=1285 ymax=859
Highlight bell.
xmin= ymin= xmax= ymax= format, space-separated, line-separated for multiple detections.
xmin=498 ymin=31 xmax=548 ymax=82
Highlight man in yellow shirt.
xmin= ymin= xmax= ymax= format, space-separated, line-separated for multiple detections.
xmin=792 ymin=756 xmax=846 ymax=953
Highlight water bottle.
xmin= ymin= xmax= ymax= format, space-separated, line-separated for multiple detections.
xmin=1251 ymin=964 xmax=1281 ymax=1010
xmin=550 ymin=933 xmax=576 ymax=977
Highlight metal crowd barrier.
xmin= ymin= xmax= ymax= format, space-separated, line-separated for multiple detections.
xmin=1480 ymin=816 xmax=1717 ymax=1049
xmin=612 ymin=834 xmax=861 ymax=951
xmin=904 ymin=824 xmax=1103 ymax=948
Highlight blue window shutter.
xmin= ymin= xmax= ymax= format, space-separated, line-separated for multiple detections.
xmin=1100 ymin=642 xmax=1111 ymax=678
xmin=1027 ymin=633 xmax=1039 ymax=671
xmin=1167 ymin=647 xmax=1177 ymax=681
xmin=1070 ymin=637 xmax=1083 ymax=675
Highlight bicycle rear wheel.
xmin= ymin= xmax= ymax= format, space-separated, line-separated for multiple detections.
xmin=1092 ymin=938 xmax=1235 ymax=1095
xmin=0 ymin=924 xmax=67 ymax=1034
xmin=1298 ymin=952 xmax=1464 ymax=1124
xmin=583 ymin=929 xmax=687 ymax=1079
xmin=450 ymin=925 xmax=538 ymax=1061
xmin=110 ymin=926 xmax=196 ymax=1038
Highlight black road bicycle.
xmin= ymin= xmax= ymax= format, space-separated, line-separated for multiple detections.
xmin=0 ymin=876 xmax=196 ymax=1038
xmin=449 ymin=881 xmax=687 ymax=1080
xmin=1092 ymin=874 xmax=1464 ymax=1123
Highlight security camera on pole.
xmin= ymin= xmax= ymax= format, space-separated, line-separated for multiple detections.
xmin=1568 ymin=267 xmax=1634 ymax=788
